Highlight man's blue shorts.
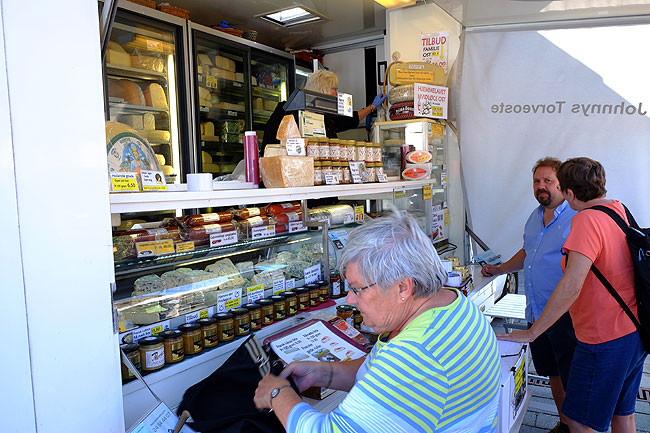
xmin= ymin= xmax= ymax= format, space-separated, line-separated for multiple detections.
xmin=562 ymin=331 xmax=647 ymax=432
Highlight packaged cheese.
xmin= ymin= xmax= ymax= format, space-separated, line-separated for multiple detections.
xmin=130 ymin=54 xmax=165 ymax=73
xmin=253 ymin=97 xmax=263 ymax=110
xmin=215 ymin=55 xmax=235 ymax=72
xmin=106 ymin=41 xmax=131 ymax=67
xmin=389 ymin=62 xmax=445 ymax=86
xmin=276 ymin=115 xmax=301 ymax=140
xmin=143 ymin=83 xmax=168 ymax=109
xmin=235 ymin=72 xmax=244 ymax=82
xmin=260 ymin=156 xmax=314 ymax=188
xmin=108 ymin=80 xmax=146 ymax=106
xmin=210 ymin=67 xmax=236 ymax=81
xmin=123 ymin=34 xmax=174 ymax=54
xmin=402 ymin=163 xmax=432 ymax=180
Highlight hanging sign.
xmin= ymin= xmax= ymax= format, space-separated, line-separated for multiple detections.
xmin=414 ymin=83 xmax=448 ymax=119
xmin=420 ymin=32 xmax=449 ymax=74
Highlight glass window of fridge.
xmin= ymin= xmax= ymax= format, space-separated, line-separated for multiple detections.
xmin=105 ymin=9 xmax=189 ymax=184
xmin=192 ymin=33 xmax=249 ymax=177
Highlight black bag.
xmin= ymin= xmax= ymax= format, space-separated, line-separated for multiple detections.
xmin=588 ymin=204 xmax=650 ymax=352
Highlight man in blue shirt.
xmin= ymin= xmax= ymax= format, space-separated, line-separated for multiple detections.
xmin=482 ymin=157 xmax=578 ymax=433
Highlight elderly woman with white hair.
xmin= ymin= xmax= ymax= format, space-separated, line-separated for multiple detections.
xmin=254 ymin=212 xmax=501 ymax=432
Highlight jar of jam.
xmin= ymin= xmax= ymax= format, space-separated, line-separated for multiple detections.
xmin=376 ymin=161 xmax=385 ymax=179
xmin=256 ymin=299 xmax=275 ymax=326
xmin=329 ymin=138 xmax=340 ymax=161
xmin=345 ymin=140 xmax=356 ymax=160
xmin=336 ymin=305 xmax=354 ymax=322
xmin=296 ymin=287 xmax=310 ymax=311
xmin=232 ymin=308 xmax=250 ymax=336
xmin=160 ymin=330 xmax=184 ymax=364
xmin=339 ymin=141 xmax=348 ymax=162
xmin=352 ymin=307 xmax=363 ymax=330
xmin=341 ymin=161 xmax=351 ymax=184
xmin=331 ymin=161 xmax=343 ymax=183
xmin=366 ymin=162 xmax=377 ymax=182
xmin=283 ymin=291 xmax=298 ymax=316
xmin=178 ymin=323 xmax=203 ymax=355
xmin=321 ymin=160 xmax=332 ymax=181
xmin=372 ymin=142 xmax=382 ymax=162
xmin=139 ymin=336 xmax=165 ymax=372
xmin=317 ymin=280 xmax=330 ymax=302
xmin=198 ymin=317 xmax=219 ymax=349
xmin=120 ymin=343 xmax=141 ymax=383
xmin=356 ymin=142 xmax=367 ymax=161
xmin=330 ymin=272 xmax=343 ymax=299
xmin=271 ymin=295 xmax=286 ymax=321
xmin=215 ymin=312 xmax=235 ymax=342
xmin=244 ymin=303 xmax=262 ymax=331
xmin=306 ymin=137 xmax=319 ymax=159
xmin=306 ymin=283 xmax=321 ymax=306
xmin=318 ymin=137 xmax=330 ymax=161
xmin=314 ymin=161 xmax=323 ymax=186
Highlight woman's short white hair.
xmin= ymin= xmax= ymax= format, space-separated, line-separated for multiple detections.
xmin=338 ymin=211 xmax=448 ymax=297
xmin=304 ymin=70 xmax=338 ymax=95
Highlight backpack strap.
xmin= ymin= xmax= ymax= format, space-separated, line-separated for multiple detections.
xmin=588 ymin=205 xmax=629 ymax=233
xmin=622 ymin=203 xmax=641 ymax=230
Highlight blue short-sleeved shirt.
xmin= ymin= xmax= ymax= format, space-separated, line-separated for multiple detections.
xmin=523 ymin=200 xmax=577 ymax=322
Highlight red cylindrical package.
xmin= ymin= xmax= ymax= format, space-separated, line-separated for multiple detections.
xmin=266 ymin=202 xmax=301 ymax=215
xmin=183 ymin=222 xmax=237 ymax=241
xmin=389 ymin=101 xmax=415 ymax=121
xmin=234 ymin=207 xmax=267 ymax=220
xmin=273 ymin=211 xmax=302 ymax=225
xmin=184 ymin=212 xmax=233 ymax=226
xmin=238 ymin=215 xmax=270 ymax=229
xmin=244 ymin=131 xmax=259 ymax=187
xmin=275 ymin=223 xmax=288 ymax=234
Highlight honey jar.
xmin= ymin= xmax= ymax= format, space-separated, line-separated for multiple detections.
xmin=178 ymin=323 xmax=203 ymax=356
xmin=138 ymin=336 xmax=165 ymax=372
xmin=306 ymin=283 xmax=320 ymax=306
xmin=256 ymin=299 xmax=275 ymax=326
xmin=120 ymin=343 xmax=141 ymax=383
xmin=160 ymin=330 xmax=184 ymax=364
xmin=244 ymin=303 xmax=262 ymax=331
xmin=215 ymin=312 xmax=235 ymax=342
xmin=232 ymin=308 xmax=250 ymax=336
xmin=198 ymin=317 xmax=219 ymax=348
xmin=271 ymin=295 xmax=286 ymax=321
xmin=283 ymin=291 xmax=298 ymax=316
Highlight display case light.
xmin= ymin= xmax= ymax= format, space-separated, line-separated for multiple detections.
xmin=373 ymin=0 xmax=416 ymax=9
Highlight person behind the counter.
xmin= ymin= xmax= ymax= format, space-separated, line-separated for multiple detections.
xmin=253 ymin=211 xmax=501 ymax=432
xmin=261 ymin=70 xmax=386 ymax=147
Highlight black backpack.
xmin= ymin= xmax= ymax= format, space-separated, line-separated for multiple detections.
xmin=588 ymin=204 xmax=650 ymax=352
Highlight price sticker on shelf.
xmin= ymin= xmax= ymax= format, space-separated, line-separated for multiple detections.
xmin=246 ymin=285 xmax=264 ymax=303
xmin=233 ymin=82 xmax=243 ymax=88
xmin=285 ymin=138 xmax=306 ymax=156
xmin=432 ymin=123 xmax=444 ymax=135
xmin=273 ymin=278 xmax=286 ymax=295
xmin=185 ymin=311 xmax=201 ymax=323
xmin=200 ymin=106 xmax=209 ymax=112
xmin=348 ymin=161 xmax=365 ymax=184
xmin=210 ymin=231 xmax=238 ymax=247
xmin=304 ymin=264 xmax=321 ymax=284
xmin=175 ymin=241 xmax=195 ymax=253
xmin=377 ymin=172 xmax=388 ymax=183
xmin=422 ymin=184 xmax=432 ymax=201
xmin=441 ymin=171 xmax=448 ymax=187
xmin=205 ymin=75 xmax=217 ymax=89
xmin=135 ymin=240 xmax=174 ymax=258
xmin=285 ymin=279 xmax=295 ymax=290
xmin=140 ymin=170 xmax=167 ymax=191
xmin=217 ymin=288 xmax=242 ymax=312
xmin=200 ymin=308 xmax=211 ymax=319
xmin=129 ymin=320 xmax=170 ymax=342
xmin=110 ymin=172 xmax=139 ymax=192
xmin=288 ymin=221 xmax=307 ymax=233
xmin=354 ymin=206 xmax=364 ymax=222
xmin=154 ymin=240 xmax=174 ymax=255
xmin=395 ymin=189 xmax=407 ymax=199
xmin=252 ymin=225 xmax=276 ymax=240
xmin=228 ymin=110 xmax=238 ymax=117
xmin=324 ymin=174 xmax=338 ymax=185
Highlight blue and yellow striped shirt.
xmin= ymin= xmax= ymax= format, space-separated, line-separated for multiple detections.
xmin=287 ymin=289 xmax=501 ymax=432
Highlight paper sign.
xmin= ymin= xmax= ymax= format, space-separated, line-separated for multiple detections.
xmin=420 ymin=32 xmax=449 ymax=73
xmin=288 ymin=221 xmax=307 ymax=233
xmin=396 ymin=69 xmax=434 ymax=83
xmin=286 ymin=279 xmax=295 ymax=290
xmin=343 ymin=212 xmax=354 ymax=225
xmin=354 ymin=206 xmax=364 ymax=222
xmin=348 ymin=161 xmax=366 ymax=184
xmin=273 ymin=278 xmax=286 ymax=295
xmin=337 ymin=92 xmax=353 ymax=117
xmin=206 ymin=74 xmax=217 ymax=88
xmin=228 ymin=110 xmax=238 ymax=117
xmin=414 ymin=83 xmax=448 ymax=119
xmin=328 ymin=229 xmax=349 ymax=250
xmin=128 ymin=320 xmax=171 ymax=343
xmin=111 ymin=172 xmax=139 ymax=192
xmin=185 ymin=311 xmax=201 ymax=323
xmin=377 ymin=172 xmax=388 ymax=183
xmin=247 ymin=285 xmax=264 ymax=303
xmin=304 ymin=264 xmax=321 ymax=284
xmin=422 ymin=184 xmax=432 ymax=200
xmin=432 ymin=208 xmax=445 ymax=241
xmin=210 ymin=231 xmax=238 ymax=247
xmin=251 ymin=225 xmax=276 ymax=240
xmin=175 ymin=241 xmax=195 ymax=252
xmin=217 ymin=288 xmax=242 ymax=312
xmin=136 ymin=239 xmax=174 ymax=258
xmin=140 ymin=170 xmax=167 ymax=191
xmin=441 ymin=171 xmax=448 ymax=186
xmin=395 ymin=189 xmax=407 ymax=199
xmin=324 ymin=174 xmax=338 ymax=185
xmin=129 ymin=402 xmax=195 ymax=433
xmin=285 ymin=138 xmax=306 ymax=156
xmin=299 ymin=111 xmax=326 ymax=137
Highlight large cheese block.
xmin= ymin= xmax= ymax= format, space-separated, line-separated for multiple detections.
xmin=198 ymin=87 xmax=211 ymax=106
xmin=205 ymin=258 xmax=245 ymax=289
xmin=136 ymin=129 xmax=170 ymax=142
xmin=210 ymin=67 xmax=236 ymax=81
xmin=155 ymin=153 xmax=166 ymax=165
xmin=108 ymin=80 xmax=146 ymax=106
xmin=235 ymin=72 xmax=244 ymax=83
xmin=203 ymin=163 xmax=220 ymax=173
xmin=107 ymin=41 xmax=131 ymax=67
xmin=202 ymin=151 xmax=212 ymax=164
xmin=202 ymin=121 xmax=215 ymax=136
xmin=197 ymin=53 xmax=213 ymax=66
xmin=162 ymin=165 xmax=174 ymax=175
xmin=131 ymin=55 xmax=165 ymax=73
xmin=389 ymin=62 xmax=445 ymax=86
xmin=263 ymin=100 xmax=277 ymax=111
xmin=260 ymin=156 xmax=314 ymax=188
xmin=119 ymin=114 xmax=144 ymax=130
xmin=215 ymin=55 xmax=235 ymax=72
xmin=143 ymin=113 xmax=156 ymax=130
xmin=276 ymin=115 xmax=301 ymax=140
xmin=143 ymin=83 xmax=168 ymax=109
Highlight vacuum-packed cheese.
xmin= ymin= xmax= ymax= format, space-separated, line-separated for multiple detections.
xmin=143 ymin=83 xmax=168 ymax=109
xmin=131 ymin=55 xmax=165 ymax=73
xmin=260 ymin=156 xmax=314 ymax=188
xmin=108 ymin=80 xmax=146 ymax=106
xmin=210 ymin=67 xmax=236 ymax=81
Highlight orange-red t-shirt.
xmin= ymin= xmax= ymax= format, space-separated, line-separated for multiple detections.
xmin=562 ymin=201 xmax=637 ymax=344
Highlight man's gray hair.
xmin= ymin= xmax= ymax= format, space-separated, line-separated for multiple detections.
xmin=338 ymin=212 xmax=448 ymax=297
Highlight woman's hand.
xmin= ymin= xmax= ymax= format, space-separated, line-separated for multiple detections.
xmin=254 ymin=374 xmax=291 ymax=411
xmin=371 ymin=93 xmax=387 ymax=109
xmin=279 ymin=361 xmax=330 ymax=392
xmin=496 ymin=329 xmax=535 ymax=343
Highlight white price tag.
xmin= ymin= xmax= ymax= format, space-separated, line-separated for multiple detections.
xmin=217 ymin=288 xmax=242 ymax=312
xmin=252 ymin=224 xmax=276 ymax=240
xmin=304 ymin=264 xmax=321 ymax=284
xmin=337 ymin=92 xmax=353 ymax=117
xmin=227 ymin=110 xmax=238 ymax=117
xmin=343 ymin=213 xmax=354 ymax=225
xmin=273 ymin=278 xmax=286 ymax=295
xmin=234 ymin=82 xmax=243 ymax=87
xmin=377 ymin=173 xmax=388 ymax=183
xmin=185 ymin=311 xmax=200 ymax=323
xmin=140 ymin=170 xmax=168 ymax=191
xmin=246 ymin=285 xmax=264 ymax=303
xmin=288 ymin=221 xmax=307 ymax=233
xmin=129 ymin=320 xmax=171 ymax=342
xmin=285 ymin=138 xmax=306 ymax=156
xmin=348 ymin=161 xmax=365 ymax=184
xmin=210 ymin=231 xmax=238 ymax=247
xmin=285 ymin=279 xmax=295 ymax=290
xmin=324 ymin=174 xmax=338 ymax=185
xmin=200 ymin=106 xmax=209 ymax=112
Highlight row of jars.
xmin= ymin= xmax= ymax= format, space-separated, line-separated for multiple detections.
xmin=120 ymin=280 xmax=334 ymax=382
xmin=306 ymin=138 xmax=383 ymax=163
xmin=314 ymin=160 xmax=385 ymax=185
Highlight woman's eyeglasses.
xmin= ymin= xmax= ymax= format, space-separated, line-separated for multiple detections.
xmin=349 ymin=282 xmax=376 ymax=296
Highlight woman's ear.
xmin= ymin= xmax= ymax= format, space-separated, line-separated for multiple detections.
xmin=398 ymin=278 xmax=415 ymax=302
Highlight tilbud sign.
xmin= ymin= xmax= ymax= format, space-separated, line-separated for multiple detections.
xmin=420 ymin=31 xmax=449 ymax=73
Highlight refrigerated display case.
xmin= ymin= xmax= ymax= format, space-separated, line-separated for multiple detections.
xmin=104 ymin=6 xmax=190 ymax=184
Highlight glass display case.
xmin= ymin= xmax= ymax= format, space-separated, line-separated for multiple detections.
xmin=105 ymin=9 xmax=189 ymax=184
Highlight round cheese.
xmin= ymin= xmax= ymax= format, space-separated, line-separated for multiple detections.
xmin=108 ymin=80 xmax=146 ymax=106
xmin=105 ymin=122 xmax=162 ymax=175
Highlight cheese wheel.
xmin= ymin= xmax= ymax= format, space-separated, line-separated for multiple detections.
xmin=143 ymin=113 xmax=156 ymax=130
xmin=119 ymin=114 xmax=144 ymax=130
xmin=388 ymin=85 xmax=414 ymax=105
xmin=108 ymin=80 xmax=146 ymax=106
xmin=105 ymin=121 xmax=161 ymax=174
xmin=162 ymin=165 xmax=174 ymax=175
xmin=389 ymin=62 xmax=445 ymax=86
xmin=143 ymin=83 xmax=168 ymax=109
xmin=107 ymin=41 xmax=131 ymax=67
xmin=202 ymin=151 xmax=212 ymax=164
xmin=155 ymin=153 xmax=166 ymax=165
xmin=136 ymin=129 xmax=170 ymax=142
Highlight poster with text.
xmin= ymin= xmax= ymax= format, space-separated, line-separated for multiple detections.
xmin=420 ymin=31 xmax=449 ymax=74
xmin=414 ymin=83 xmax=448 ymax=119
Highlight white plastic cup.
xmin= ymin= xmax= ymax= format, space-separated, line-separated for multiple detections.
xmin=187 ymin=173 xmax=213 ymax=191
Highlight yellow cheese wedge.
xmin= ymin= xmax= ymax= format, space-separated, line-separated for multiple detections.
xmin=203 ymin=121 xmax=215 ymax=136
xmin=143 ymin=83 xmax=168 ymax=109
xmin=197 ymin=54 xmax=213 ymax=66
xmin=202 ymin=151 xmax=213 ymax=164
xmin=162 ymin=165 xmax=174 ymax=175
xmin=107 ymin=46 xmax=131 ymax=67
xmin=389 ymin=62 xmax=445 ymax=86
xmin=276 ymin=115 xmax=301 ymax=140
xmin=155 ymin=154 xmax=166 ymax=165
xmin=143 ymin=113 xmax=156 ymax=130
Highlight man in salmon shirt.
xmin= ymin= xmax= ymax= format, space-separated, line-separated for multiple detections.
xmin=499 ymin=157 xmax=647 ymax=433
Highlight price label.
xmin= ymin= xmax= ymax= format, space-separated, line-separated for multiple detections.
xmin=288 ymin=221 xmax=307 ymax=233
xmin=205 ymin=75 xmax=217 ymax=88
xmin=129 ymin=320 xmax=171 ymax=342
xmin=324 ymin=174 xmax=338 ymax=185
xmin=154 ymin=239 xmax=174 ymax=255
xmin=200 ymin=308 xmax=211 ymax=319
xmin=441 ymin=171 xmax=447 ymax=187
xmin=343 ymin=212 xmax=354 ymax=225
xmin=141 ymin=170 xmax=167 ymax=191
xmin=422 ymin=184 xmax=432 ymax=200
xmin=354 ymin=206 xmax=364 ymax=222
xmin=395 ymin=190 xmax=407 ymax=199
xmin=175 ymin=241 xmax=195 ymax=252
xmin=432 ymin=123 xmax=445 ymax=135
xmin=185 ymin=311 xmax=200 ymax=323
xmin=286 ymin=279 xmax=295 ymax=290
xmin=273 ymin=278 xmax=285 ymax=295
xmin=285 ymin=138 xmax=306 ymax=156
xmin=348 ymin=161 xmax=365 ymax=184
xmin=200 ymin=106 xmax=209 ymax=112
xmin=135 ymin=240 xmax=175 ymax=258
xmin=233 ymin=82 xmax=243 ymax=87
xmin=217 ymin=288 xmax=242 ymax=312
xmin=210 ymin=231 xmax=238 ymax=247
xmin=304 ymin=264 xmax=321 ymax=284
xmin=377 ymin=173 xmax=388 ymax=183
xmin=110 ymin=172 xmax=139 ymax=192
xmin=228 ymin=110 xmax=238 ymax=117
xmin=146 ymin=39 xmax=163 ymax=51
xmin=252 ymin=225 xmax=276 ymax=240
xmin=246 ymin=285 xmax=264 ymax=303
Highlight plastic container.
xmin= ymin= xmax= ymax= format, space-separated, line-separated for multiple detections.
xmin=244 ymin=131 xmax=259 ymax=187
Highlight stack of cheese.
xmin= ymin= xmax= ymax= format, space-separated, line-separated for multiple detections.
xmin=387 ymin=61 xmax=445 ymax=121
xmin=108 ymin=80 xmax=168 ymax=110
xmin=260 ymin=115 xmax=314 ymax=188
xmin=253 ymin=97 xmax=278 ymax=112
xmin=106 ymin=41 xmax=165 ymax=73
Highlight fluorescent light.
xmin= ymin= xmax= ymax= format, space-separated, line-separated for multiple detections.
xmin=258 ymin=5 xmax=327 ymax=27
xmin=374 ymin=0 xmax=416 ymax=9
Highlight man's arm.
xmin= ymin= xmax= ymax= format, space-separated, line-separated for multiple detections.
xmin=481 ymin=248 xmax=526 ymax=277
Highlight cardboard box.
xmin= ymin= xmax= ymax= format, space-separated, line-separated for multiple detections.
xmin=497 ymin=341 xmax=529 ymax=433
